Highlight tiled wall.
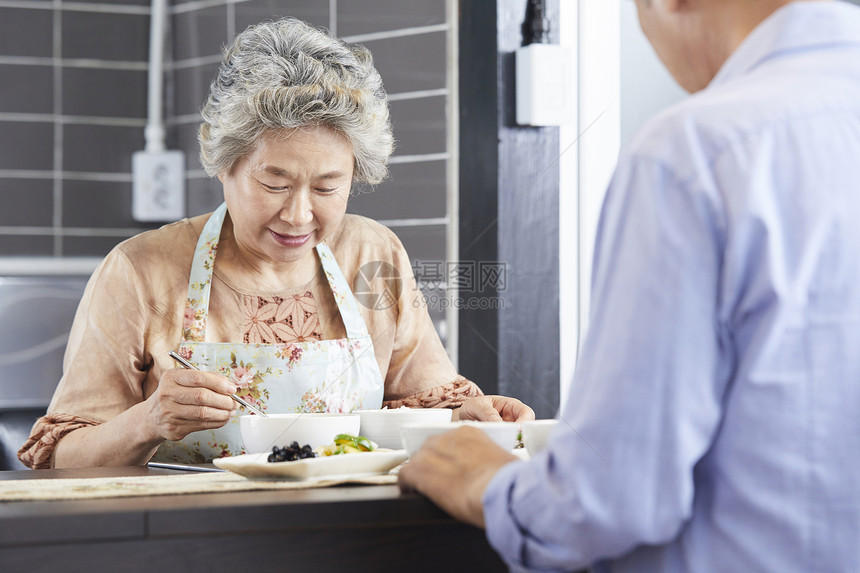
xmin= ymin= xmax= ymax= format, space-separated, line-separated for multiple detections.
xmin=0 ymin=0 xmax=453 ymax=286
xmin=0 ymin=0 xmax=153 ymax=256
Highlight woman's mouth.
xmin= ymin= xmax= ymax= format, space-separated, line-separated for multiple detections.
xmin=269 ymin=230 xmax=312 ymax=248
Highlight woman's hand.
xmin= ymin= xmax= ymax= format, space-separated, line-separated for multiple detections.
xmin=454 ymin=395 xmax=536 ymax=423
xmin=52 ymin=369 xmax=239 ymax=468
xmin=145 ymin=369 xmax=238 ymax=441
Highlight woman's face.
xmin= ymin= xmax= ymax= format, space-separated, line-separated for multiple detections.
xmin=220 ymin=125 xmax=354 ymax=265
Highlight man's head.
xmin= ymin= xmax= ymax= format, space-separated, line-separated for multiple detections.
xmin=633 ymin=0 xmax=820 ymax=92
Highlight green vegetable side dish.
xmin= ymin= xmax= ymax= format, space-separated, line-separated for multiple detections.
xmin=316 ymin=433 xmax=377 ymax=456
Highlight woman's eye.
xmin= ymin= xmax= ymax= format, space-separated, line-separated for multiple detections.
xmin=316 ymin=187 xmax=338 ymax=193
xmin=261 ymin=182 xmax=287 ymax=191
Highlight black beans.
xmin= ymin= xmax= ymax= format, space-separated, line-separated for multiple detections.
xmin=267 ymin=441 xmax=317 ymax=463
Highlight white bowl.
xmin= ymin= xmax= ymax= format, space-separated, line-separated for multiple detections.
xmin=400 ymin=421 xmax=520 ymax=457
xmin=239 ymin=413 xmax=360 ymax=454
xmin=522 ymin=419 xmax=559 ymax=455
xmin=355 ymin=407 xmax=453 ymax=449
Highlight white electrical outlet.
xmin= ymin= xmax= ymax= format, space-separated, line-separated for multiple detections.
xmin=132 ymin=150 xmax=186 ymax=222
xmin=516 ymin=43 xmax=575 ymax=126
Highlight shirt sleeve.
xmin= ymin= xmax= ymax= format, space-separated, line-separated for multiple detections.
xmin=382 ymin=375 xmax=483 ymax=409
xmin=17 ymin=247 xmax=153 ymax=469
xmin=482 ymin=155 xmax=733 ymax=570
xmin=17 ymin=414 xmax=99 ymax=470
xmin=379 ymin=227 xmax=466 ymax=401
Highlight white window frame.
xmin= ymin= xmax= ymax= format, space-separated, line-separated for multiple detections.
xmin=559 ymin=1 xmax=621 ymax=409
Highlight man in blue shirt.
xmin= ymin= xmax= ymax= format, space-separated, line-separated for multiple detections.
xmin=399 ymin=0 xmax=860 ymax=571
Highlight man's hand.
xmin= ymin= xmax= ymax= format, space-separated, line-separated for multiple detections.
xmin=398 ymin=426 xmax=519 ymax=528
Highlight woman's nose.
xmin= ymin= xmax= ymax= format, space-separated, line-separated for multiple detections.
xmin=279 ymin=191 xmax=313 ymax=227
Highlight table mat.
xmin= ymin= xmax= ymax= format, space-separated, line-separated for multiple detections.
xmin=0 ymin=471 xmax=398 ymax=502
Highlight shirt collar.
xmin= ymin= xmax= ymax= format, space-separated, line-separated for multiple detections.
xmin=710 ymin=1 xmax=860 ymax=88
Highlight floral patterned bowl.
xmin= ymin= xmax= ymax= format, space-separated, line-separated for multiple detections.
xmin=239 ymin=413 xmax=360 ymax=454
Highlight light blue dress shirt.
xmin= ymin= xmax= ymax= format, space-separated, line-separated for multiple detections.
xmin=482 ymin=2 xmax=860 ymax=571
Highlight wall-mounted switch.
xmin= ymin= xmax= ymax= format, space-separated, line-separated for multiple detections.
xmin=132 ymin=150 xmax=185 ymax=222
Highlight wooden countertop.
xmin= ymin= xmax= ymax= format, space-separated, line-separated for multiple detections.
xmin=0 ymin=466 xmax=507 ymax=573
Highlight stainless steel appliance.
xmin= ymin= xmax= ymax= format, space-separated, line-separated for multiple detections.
xmin=0 ymin=276 xmax=89 ymax=470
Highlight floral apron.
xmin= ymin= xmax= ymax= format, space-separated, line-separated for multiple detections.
xmin=154 ymin=203 xmax=384 ymax=463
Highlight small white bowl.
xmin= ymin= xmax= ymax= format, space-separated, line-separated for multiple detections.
xmin=522 ymin=419 xmax=560 ymax=455
xmin=400 ymin=421 xmax=520 ymax=457
xmin=355 ymin=407 xmax=453 ymax=449
xmin=239 ymin=413 xmax=360 ymax=454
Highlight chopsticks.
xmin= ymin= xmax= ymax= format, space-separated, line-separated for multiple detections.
xmin=147 ymin=462 xmax=226 ymax=472
xmin=168 ymin=350 xmax=269 ymax=417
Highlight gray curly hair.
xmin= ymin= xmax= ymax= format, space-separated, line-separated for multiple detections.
xmin=199 ymin=18 xmax=394 ymax=184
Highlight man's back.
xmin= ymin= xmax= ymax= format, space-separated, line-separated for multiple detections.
xmin=400 ymin=2 xmax=860 ymax=572
xmin=481 ymin=3 xmax=860 ymax=571
xmin=602 ymin=2 xmax=860 ymax=570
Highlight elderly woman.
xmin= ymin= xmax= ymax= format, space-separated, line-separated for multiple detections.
xmin=18 ymin=18 xmax=533 ymax=469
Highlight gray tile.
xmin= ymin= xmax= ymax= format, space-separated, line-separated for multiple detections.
xmin=173 ymin=62 xmax=220 ymax=117
xmin=337 ymin=0 xmax=445 ymax=37
xmin=390 ymin=223 xmax=446 ymax=263
xmin=63 ymin=67 xmax=147 ymax=118
xmin=63 ymin=124 xmax=143 ymax=172
xmin=173 ymin=5 xmax=229 ymax=62
xmin=0 ymin=65 xmax=53 ymax=114
xmin=348 ymin=159 xmax=447 ymax=220
xmin=415 ymin=283 xmax=447 ymax=344
xmin=74 ymin=0 xmax=149 ymax=5
xmin=392 ymin=224 xmax=448 ymax=334
xmin=62 ymin=11 xmax=149 ymax=62
xmin=186 ymin=176 xmax=223 ymax=217
xmin=173 ymin=121 xmax=204 ymax=171
xmin=0 ymin=233 xmax=53 ymax=256
xmin=0 ymin=8 xmax=53 ymax=58
xmin=62 ymin=179 xmax=153 ymax=229
xmin=0 ymin=121 xmax=54 ymax=171
xmin=388 ymin=94 xmax=446 ymax=157
xmin=0 ymin=177 xmax=54 ymax=226
xmin=63 ymin=234 xmax=137 ymax=257
xmin=360 ymin=31 xmax=446 ymax=94
xmin=234 ymin=0 xmax=330 ymax=36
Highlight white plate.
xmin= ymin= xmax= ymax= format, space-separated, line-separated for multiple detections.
xmin=212 ymin=449 xmax=408 ymax=481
